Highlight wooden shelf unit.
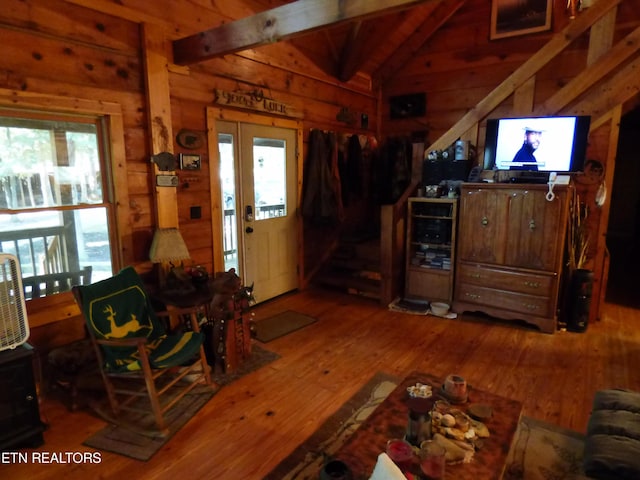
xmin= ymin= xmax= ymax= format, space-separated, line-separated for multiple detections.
xmin=404 ymin=197 xmax=458 ymax=303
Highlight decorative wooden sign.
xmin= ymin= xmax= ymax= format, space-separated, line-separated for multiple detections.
xmin=214 ymin=89 xmax=301 ymax=118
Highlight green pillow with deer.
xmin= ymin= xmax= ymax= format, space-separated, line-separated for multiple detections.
xmin=78 ymin=266 xmax=166 ymax=372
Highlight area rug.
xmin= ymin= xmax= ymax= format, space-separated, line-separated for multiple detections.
xmin=83 ymin=344 xmax=280 ymax=461
xmin=263 ymin=371 xmax=400 ymax=479
xmin=254 ymin=310 xmax=318 ymax=343
xmin=264 ymin=375 xmax=588 ymax=480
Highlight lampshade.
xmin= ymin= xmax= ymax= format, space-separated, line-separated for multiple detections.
xmin=149 ymin=228 xmax=191 ymax=263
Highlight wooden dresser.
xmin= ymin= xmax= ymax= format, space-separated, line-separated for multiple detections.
xmin=453 ymin=183 xmax=571 ymax=333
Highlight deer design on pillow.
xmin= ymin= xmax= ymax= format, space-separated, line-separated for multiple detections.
xmin=102 ymin=304 xmax=151 ymax=338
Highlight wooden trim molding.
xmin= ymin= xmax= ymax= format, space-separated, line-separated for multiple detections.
xmin=0 ymin=87 xmax=131 ymax=327
xmin=142 ymin=22 xmax=179 ymax=230
xmin=206 ymin=108 xmax=303 ymax=284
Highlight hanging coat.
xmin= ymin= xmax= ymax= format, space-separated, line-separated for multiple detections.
xmin=302 ymin=129 xmax=339 ymax=223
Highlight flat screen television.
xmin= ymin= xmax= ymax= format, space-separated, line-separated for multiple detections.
xmin=483 ymin=115 xmax=591 ymax=173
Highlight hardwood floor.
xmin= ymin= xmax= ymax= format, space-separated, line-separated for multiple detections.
xmin=7 ymin=286 xmax=640 ymax=479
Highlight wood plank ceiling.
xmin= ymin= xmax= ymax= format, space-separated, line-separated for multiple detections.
xmin=171 ymin=0 xmax=467 ymax=84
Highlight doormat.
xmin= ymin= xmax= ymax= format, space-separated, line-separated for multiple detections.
xmin=83 ymin=344 xmax=279 ymax=461
xmin=254 ymin=310 xmax=317 ymax=343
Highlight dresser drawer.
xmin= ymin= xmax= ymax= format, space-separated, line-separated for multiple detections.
xmin=456 ymin=282 xmax=552 ymax=317
xmin=457 ymin=263 xmax=555 ymax=297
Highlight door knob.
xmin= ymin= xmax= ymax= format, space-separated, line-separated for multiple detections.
xmin=245 ymin=226 xmax=254 ymax=233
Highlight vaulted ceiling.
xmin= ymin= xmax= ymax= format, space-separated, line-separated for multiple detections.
xmin=170 ymin=0 xmax=466 ymax=84
xmin=65 ymin=0 xmax=640 ymax=109
xmin=65 ymin=0 xmax=466 ymax=86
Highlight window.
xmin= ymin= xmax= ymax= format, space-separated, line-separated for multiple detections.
xmin=253 ymin=137 xmax=286 ymax=220
xmin=0 ymin=110 xmax=115 ymax=299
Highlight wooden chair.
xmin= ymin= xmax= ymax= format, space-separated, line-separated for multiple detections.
xmin=23 ymin=266 xmax=92 ymax=300
xmin=72 ymin=266 xmax=214 ymax=436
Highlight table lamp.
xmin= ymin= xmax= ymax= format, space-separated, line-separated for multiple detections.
xmin=149 ymin=228 xmax=191 ymax=290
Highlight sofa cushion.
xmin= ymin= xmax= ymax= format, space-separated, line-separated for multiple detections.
xmin=584 ymin=389 xmax=640 ymax=480
xmin=587 ymin=410 xmax=640 ymax=441
xmin=591 ymin=389 xmax=640 ymax=415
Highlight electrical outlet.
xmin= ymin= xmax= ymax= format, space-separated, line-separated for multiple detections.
xmin=190 ymin=206 xmax=201 ymax=219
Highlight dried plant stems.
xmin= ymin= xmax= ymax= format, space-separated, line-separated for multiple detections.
xmin=568 ymin=188 xmax=590 ymax=272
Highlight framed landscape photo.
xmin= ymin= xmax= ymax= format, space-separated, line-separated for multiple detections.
xmin=179 ymin=153 xmax=201 ymax=170
xmin=490 ymin=0 xmax=553 ymax=40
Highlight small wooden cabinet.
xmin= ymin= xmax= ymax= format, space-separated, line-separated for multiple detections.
xmin=0 ymin=343 xmax=45 ymax=450
xmin=453 ymin=183 xmax=570 ymax=333
xmin=405 ymin=197 xmax=457 ymax=303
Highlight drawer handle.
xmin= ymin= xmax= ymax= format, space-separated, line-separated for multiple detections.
xmin=465 ymin=293 xmax=480 ymax=300
xmin=481 ymin=216 xmax=489 ymax=227
xmin=470 ymin=273 xmax=481 ymax=279
xmin=524 ymin=281 xmax=540 ymax=288
xmin=523 ymin=304 xmax=539 ymax=310
xmin=529 ymin=219 xmax=536 ymax=230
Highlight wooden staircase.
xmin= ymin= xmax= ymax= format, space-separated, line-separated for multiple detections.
xmin=313 ymin=230 xmax=383 ymax=300
xmin=310 ymin=2 xmax=640 ymax=309
xmin=377 ymin=1 xmax=640 ymax=310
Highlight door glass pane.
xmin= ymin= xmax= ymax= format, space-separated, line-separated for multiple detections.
xmin=218 ymin=133 xmax=238 ymax=271
xmin=253 ymin=137 xmax=286 ymax=220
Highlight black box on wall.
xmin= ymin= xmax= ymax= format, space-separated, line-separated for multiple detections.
xmin=389 ymin=93 xmax=426 ymax=119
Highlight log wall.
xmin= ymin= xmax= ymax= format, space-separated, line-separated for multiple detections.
xmin=380 ymin=0 xmax=640 ymax=323
xmin=0 ymin=0 xmax=377 ymax=352
xmin=2 ymin=0 xmax=638 ymax=353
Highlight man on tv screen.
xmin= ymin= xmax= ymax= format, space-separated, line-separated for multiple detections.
xmin=510 ymin=126 xmax=543 ymax=170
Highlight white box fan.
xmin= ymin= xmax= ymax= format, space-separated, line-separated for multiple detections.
xmin=0 ymin=253 xmax=30 ymax=351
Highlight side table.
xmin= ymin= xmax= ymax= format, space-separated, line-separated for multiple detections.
xmin=0 ymin=344 xmax=45 ymax=450
xmin=154 ymin=273 xmax=253 ymax=374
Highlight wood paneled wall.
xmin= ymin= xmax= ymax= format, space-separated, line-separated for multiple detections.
xmin=2 ymin=0 xmax=638 ymax=353
xmin=0 ymin=0 xmax=377 ymax=352
xmin=379 ymin=0 xmax=640 ymax=323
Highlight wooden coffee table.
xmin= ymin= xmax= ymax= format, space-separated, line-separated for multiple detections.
xmin=334 ymin=371 xmax=523 ymax=479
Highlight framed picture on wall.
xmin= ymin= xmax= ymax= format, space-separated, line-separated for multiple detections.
xmin=179 ymin=153 xmax=201 ymax=170
xmin=490 ymin=0 xmax=553 ymax=40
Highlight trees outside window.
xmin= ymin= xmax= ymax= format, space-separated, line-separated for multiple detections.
xmin=0 ymin=111 xmax=115 ymax=298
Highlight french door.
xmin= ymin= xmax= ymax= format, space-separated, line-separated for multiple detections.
xmin=214 ymin=117 xmax=299 ymax=303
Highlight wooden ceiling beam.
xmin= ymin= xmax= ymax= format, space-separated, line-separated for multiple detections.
xmin=172 ymin=0 xmax=433 ymax=66
xmin=426 ymin=0 xmax=623 ymax=152
xmin=569 ymin=54 xmax=640 ymax=121
xmin=535 ymin=24 xmax=640 ymax=116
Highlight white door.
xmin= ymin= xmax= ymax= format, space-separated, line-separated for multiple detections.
xmin=217 ymin=121 xmax=298 ymax=303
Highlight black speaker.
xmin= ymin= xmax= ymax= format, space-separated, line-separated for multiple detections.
xmin=448 ymin=160 xmax=470 ymax=181
xmin=422 ymin=159 xmax=471 ymax=184
xmin=422 ymin=160 xmax=446 ymax=185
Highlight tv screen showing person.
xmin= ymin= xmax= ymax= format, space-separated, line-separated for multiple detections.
xmin=491 ymin=117 xmax=578 ymax=172
xmin=510 ymin=126 xmax=544 ymax=170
